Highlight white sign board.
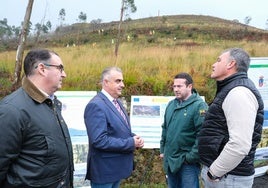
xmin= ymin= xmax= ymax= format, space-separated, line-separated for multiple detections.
xmin=130 ymin=95 xmax=174 ymax=148
xmin=56 ymin=91 xmax=97 ymax=130
xmin=248 ymin=57 xmax=268 ymax=128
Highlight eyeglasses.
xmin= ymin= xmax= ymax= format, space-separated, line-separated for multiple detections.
xmin=43 ymin=63 xmax=64 ymax=73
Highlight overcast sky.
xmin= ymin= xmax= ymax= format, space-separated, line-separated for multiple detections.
xmin=1 ymin=0 xmax=268 ymax=30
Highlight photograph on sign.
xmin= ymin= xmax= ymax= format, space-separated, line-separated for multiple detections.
xmin=132 ymin=105 xmax=160 ymax=117
xmin=55 ymin=91 xmax=97 ymax=186
xmin=130 ymin=96 xmax=174 ymax=148
xmin=248 ymin=58 xmax=268 ymax=128
xmin=56 ymin=91 xmax=97 ymax=144
xmin=248 ymin=58 xmax=268 ymax=176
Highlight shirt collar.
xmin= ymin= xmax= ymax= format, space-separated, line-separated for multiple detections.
xmin=101 ymin=89 xmax=115 ymax=103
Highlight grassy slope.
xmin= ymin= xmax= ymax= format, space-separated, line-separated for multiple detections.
xmin=25 ymin=15 xmax=267 ymax=47
xmin=2 ymin=15 xmax=268 ymax=100
xmin=1 ymin=15 xmax=268 ymax=186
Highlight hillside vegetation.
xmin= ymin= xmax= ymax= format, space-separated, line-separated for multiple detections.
xmin=50 ymin=15 xmax=268 ymax=46
xmin=2 ymin=15 xmax=267 ymax=51
xmin=1 ymin=15 xmax=268 ymax=100
xmin=1 ymin=14 xmax=268 ymax=187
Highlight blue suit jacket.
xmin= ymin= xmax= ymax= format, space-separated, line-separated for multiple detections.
xmin=84 ymin=92 xmax=135 ymax=184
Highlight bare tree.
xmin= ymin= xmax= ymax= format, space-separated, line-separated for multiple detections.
xmin=34 ymin=23 xmax=42 ymax=43
xmin=34 ymin=21 xmax=51 ymax=44
xmin=114 ymin=0 xmax=136 ymax=57
xmin=34 ymin=2 xmax=49 ymax=44
xmin=13 ymin=0 xmax=34 ymax=88
xmin=90 ymin=19 xmax=102 ymax=31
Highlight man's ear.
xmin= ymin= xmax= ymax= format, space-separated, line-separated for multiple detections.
xmin=227 ymin=60 xmax=236 ymax=70
xmin=103 ymin=79 xmax=109 ymax=86
xmin=36 ymin=63 xmax=46 ymax=76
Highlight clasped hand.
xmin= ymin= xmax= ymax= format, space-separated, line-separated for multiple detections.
xmin=133 ymin=135 xmax=144 ymax=148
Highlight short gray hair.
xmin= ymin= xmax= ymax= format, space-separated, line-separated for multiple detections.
xmin=101 ymin=66 xmax=122 ymax=82
xmin=223 ymin=48 xmax=250 ymax=73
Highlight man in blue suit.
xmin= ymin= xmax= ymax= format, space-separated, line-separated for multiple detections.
xmin=84 ymin=66 xmax=144 ymax=188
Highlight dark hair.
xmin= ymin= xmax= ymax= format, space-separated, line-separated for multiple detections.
xmin=174 ymin=72 xmax=193 ymax=86
xmin=223 ymin=48 xmax=250 ymax=72
xmin=23 ymin=49 xmax=58 ymax=76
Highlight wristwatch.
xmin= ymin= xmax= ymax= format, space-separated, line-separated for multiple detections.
xmin=207 ymin=170 xmax=222 ymax=181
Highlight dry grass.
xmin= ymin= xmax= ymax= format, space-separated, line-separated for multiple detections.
xmin=1 ymin=40 xmax=268 ymax=101
xmin=1 ymin=40 xmax=268 ymax=187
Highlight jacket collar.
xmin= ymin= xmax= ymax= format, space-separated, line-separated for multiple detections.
xmin=22 ymin=77 xmax=48 ymax=103
xmin=175 ymin=89 xmax=199 ymax=107
xmin=216 ymin=72 xmax=247 ymax=94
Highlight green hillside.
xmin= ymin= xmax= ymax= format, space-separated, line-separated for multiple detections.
xmin=1 ymin=14 xmax=268 ymax=187
xmin=45 ymin=14 xmax=268 ymax=46
xmin=2 ymin=14 xmax=267 ymax=51
xmin=1 ymin=15 xmax=268 ymax=100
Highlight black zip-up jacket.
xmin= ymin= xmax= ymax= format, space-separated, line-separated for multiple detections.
xmin=0 ymin=77 xmax=74 ymax=187
xmin=198 ymin=72 xmax=264 ymax=176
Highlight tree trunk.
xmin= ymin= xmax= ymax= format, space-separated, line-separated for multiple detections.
xmin=114 ymin=0 xmax=125 ymax=57
xmin=13 ymin=0 xmax=34 ymax=89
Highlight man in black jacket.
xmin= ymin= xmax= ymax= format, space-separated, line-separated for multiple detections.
xmin=198 ymin=48 xmax=264 ymax=188
xmin=0 ymin=49 xmax=74 ymax=187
